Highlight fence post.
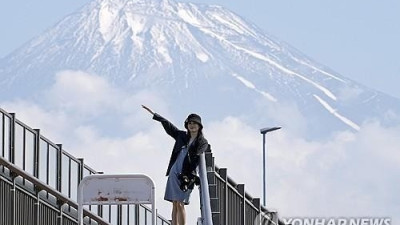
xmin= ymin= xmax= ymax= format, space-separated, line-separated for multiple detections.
xmin=33 ymin=129 xmax=40 ymax=179
xmin=237 ymin=184 xmax=245 ymax=225
xmin=56 ymin=144 xmax=62 ymax=193
xmin=219 ymin=168 xmax=228 ymax=225
xmin=9 ymin=113 xmax=15 ymax=165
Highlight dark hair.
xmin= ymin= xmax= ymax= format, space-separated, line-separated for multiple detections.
xmin=197 ymin=129 xmax=204 ymax=138
xmin=186 ymin=127 xmax=204 ymax=147
xmin=186 ymin=128 xmax=203 ymax=137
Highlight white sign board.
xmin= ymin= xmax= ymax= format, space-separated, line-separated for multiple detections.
xmin=79 ymin=175 xmax=154 ymax=205
xmin=77 ymin=174 xmax=156 ymax=225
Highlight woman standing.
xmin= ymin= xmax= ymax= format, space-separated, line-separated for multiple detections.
xmin=142 ymin=105 xmax=209 ymax=225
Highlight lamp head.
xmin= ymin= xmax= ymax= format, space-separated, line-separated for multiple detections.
xmin=260 ymin=127 xmax=281 ymax=134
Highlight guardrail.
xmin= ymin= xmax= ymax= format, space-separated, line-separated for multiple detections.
xmin=204 ymin=150 xmax=284 ymax=225
xmin=198 ymin=151 xmax=213 ymax=225
xmin=0 ymin=107 xmax=171 ymax=225
xmin=1 ymin=106 xmax=287 ymax=225
xmin=0 ymin=155 xmax=111 ymax=225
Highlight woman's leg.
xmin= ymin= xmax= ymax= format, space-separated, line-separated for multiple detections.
xmin=172 ymin=201 xmax=178 ymax=225
xmin=176 ymin=201 xmax=186 ymax=225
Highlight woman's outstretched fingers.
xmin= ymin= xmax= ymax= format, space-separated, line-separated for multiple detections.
xmin=142 ymin=105 xmax=154 ymax=115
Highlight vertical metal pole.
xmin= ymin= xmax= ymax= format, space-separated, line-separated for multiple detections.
xmin=10 ymin=113 xmax=16 ymax=225
xmin=58 ymin=202 xmax=66 ymax=225
xmin=135 ymin=204 xmax=139 ymax=225
xmin=56 ymin=144 xmax=62 ymax=193
xmin=33 ymin=129 xmax=40 ymax=179
xmin=77 ymin=181 xmax=84 ymax=225
xmin=151 ymin=185 xmax=156 ymax=225
xmin=10 ymin=175 xmax=16 ymax=225
xmin=262 ymin=133 xmax=266 ymax=206
xmin=34 ymin=189 xmax=40 ymax=225
xmin=117 ymin=205 xmax=122 ymax=225
xmin=10 ymin=113 xmax=15 ymax=165
xmin=219 ymin=168 xmax=228 ymax=225
xmin=237 ymin=184 xmax=245 ymax=225
xmin=260 ymin=126 xmax=281 ymax=207
xmin=1 ymin=113 xmax=3 ymax=160
xmin=199 ymin=153 xmax=213 ymax=225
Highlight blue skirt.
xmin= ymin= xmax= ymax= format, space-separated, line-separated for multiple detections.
xmin=164 ymin=147 xmax=193 ymax=205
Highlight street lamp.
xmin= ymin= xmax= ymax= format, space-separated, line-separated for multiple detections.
xmin=260 ymin=126 xmax=281 ymax=206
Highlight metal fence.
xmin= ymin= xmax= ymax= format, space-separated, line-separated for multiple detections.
xmin=1 ymin=105 xmax=288 ymax=225
xmin=0 ymin=107 xmax=171 ymax=225
xmin=204 ymin=151 xmax=285 ymax=225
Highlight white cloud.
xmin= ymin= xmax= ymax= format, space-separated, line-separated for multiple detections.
xmin=117 ymin=89 xmax=172 ymax=131
xmin=193 ymin=116 xmax=400 ymax=222
xmin=255 ymin=99 xmax=308 ymax=137
xmin=206 ymin=117 xmax=263 ymax=194
xmin=46 ymin=70 xmax=124 ymax=116
xmin=0 ymin=70 xmax=190 ymax=221
xmin=1 ymin=70 xmax=400 ymax=224
xmin=267 ymin=122 xmax=400 ymax=220
xmin=0 ymin=99 xmax=71 ymax=142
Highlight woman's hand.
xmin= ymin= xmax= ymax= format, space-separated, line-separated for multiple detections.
xmin=142 ymin=105 xmax=155 ymax=115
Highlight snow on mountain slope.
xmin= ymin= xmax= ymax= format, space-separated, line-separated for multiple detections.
xmin=0 ymin=0 xmax=399 ymax=137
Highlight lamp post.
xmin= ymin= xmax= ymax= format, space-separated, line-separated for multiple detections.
xmin=260 ymin=126 xmax=281 ymax=206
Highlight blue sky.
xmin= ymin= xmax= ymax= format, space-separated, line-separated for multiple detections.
xmin=1 ymin=1 xmax=399 ymax=222
xmin=1 ymin=0 xmax=399 ymax=99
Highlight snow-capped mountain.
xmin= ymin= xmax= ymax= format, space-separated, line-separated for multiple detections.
xmin=1 ymin=0 xmax=399 ymax=137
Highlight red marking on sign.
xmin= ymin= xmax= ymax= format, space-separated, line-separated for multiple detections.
xmin=96 ymin=196 xmax=109 ymax=201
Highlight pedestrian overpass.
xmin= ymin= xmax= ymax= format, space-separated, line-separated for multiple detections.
xmin=0 ymin=107 xmax=286 ymax=225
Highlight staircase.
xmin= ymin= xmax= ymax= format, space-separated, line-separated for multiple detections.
xmin=204 ymin=148 xmax=285 ymax=225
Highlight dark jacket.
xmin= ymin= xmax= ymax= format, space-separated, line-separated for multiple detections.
xmin=153 ymin=113 xmax=209 ymax=177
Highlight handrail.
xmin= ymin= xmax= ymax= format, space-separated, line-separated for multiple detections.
xmin=211 ymin=157 xmax=285 ymax=225
xmin=1 ymin=107 xmax=171 ymax=225
xmin=0 ymin=155 xmax=111 ymax=225
xmin=199 ymin=152 xmax=213 ymax=225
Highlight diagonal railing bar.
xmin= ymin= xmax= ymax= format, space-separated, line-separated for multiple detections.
xmin=0 ymin=155 xmax=111 ymax=225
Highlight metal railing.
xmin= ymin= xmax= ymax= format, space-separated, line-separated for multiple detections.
xmin=198 ymin=151 xmax=213 ymax=225
xmin=0 ymin=155 xmax=110 ymax=225
xmin=0 ymin=107 xmax=171 ymax=225
xmin=204 ymin=150 xmax=285 ymax=225
xmin=1 ymin=106 xmax=288 ymax=225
